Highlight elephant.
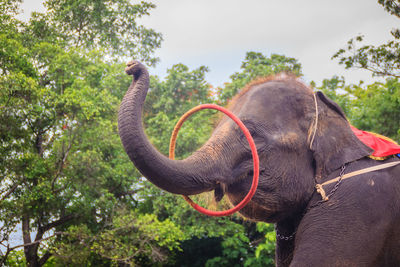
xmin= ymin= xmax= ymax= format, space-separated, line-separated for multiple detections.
xmin=118 ymin=60 xmax=400 ymax=266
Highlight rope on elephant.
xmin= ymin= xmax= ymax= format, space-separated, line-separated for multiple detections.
xmin=309 ymin=93 xmax=319 ymax=149
xmin=315 ymin=161 xmax=400 ymax=201
xmin=169 ymin=104 xmax=260 ymax=217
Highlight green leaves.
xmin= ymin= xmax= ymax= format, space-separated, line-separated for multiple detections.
xmin=0 ymin=0 xmax=22 ymax=33
xmin=329 ymin=1 xmax=400 ymax=142
xmin=346 ymin=79 xmax=400 ymax=142
xmin=333 ymin=1 xmax=400 ymax=78
xmin=219 ymin=52 xmax=302 ymax=103
xmin=333 ymin=35 xmax=400 ymax=78
xmin=44 ymin=0 xmax=162 ymax=65
xmin=51 ymin=211 xmax=185 ymax=265
xmin=316 ymin=75 xmax=400 ymax=143
xmin=0 ymin=1 xmax=162 ymax=264
xmin=378 ymin=0 xmax=400 ymax=18
xmin=251 ymin=223 xmax=275 ymax=266
xmin=144 ymin=64 xmax=216 ymax=157
xmin=0 ymin=34 xmax=37 ymax=77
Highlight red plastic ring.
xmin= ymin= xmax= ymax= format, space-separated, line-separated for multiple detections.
xmin=169 ymin=104 xmax=259 ymax=217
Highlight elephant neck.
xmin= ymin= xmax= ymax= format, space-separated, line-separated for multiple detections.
xmin=276 ymin=212 xmax=303 ymax=242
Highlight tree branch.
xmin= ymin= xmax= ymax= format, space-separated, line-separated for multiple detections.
xmin=114 ymin=188 xmax=144 ymax=198
xmin=22 ymin=214 xmax=31 ymax=245
xmin=356 ymin=65 xmax=400 ymax=78
xmin=39 ymin=251 xmax=52 ymax=266
xmin=0 ymin=182 xmax=20 ymax=203
xmin=52 ymin=128 xmax=75 ymax=191
xmin=9 ymin=232 xmax=62 ymax=251
xmin=40 ymin=214 xmax=76 ymax=233
xmin=0 ymin=244 xmax=11 ymax=266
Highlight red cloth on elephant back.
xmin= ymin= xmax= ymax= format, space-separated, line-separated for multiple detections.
xmin=350 ymin=125 xmax=400 ymax=157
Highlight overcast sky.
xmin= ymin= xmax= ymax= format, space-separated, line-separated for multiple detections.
xmin=20 ymin=0 xmax=399 ymax=87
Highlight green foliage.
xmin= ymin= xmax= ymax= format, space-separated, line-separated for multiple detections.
xmin=146 ymin=64 xmax=211 ymax=115
xmin=219 ymin=52 xmax=302 ymax=103
xmin=144 ymin=64 xmax=216 ymax=157
xmin=316 ymin=76 xmax=400 ymax=142
xmin=205 ymin=222 xmax=250 ymax=267
xmin=0 ymin=1 xmax=162 ymax=265
xmin=51 ymin=210 xmax=185 ymax=266
xmin=0 ymin=0 xmax=21 ymax=18
xmin=333 ymin=1 xmax=400 ymax=78
xmin=4 ymin=250 xmax=26 ymax=267
xmin=0 ymin=0 xmax=22 ymax=33
xmin=0 ymin=40 xmax=135 ymax=264
xmin=333 ymin=34 xmax=400 ymax=78
xmin=245 ymin=223 xmax=276 ymax=267
xmin=44 ymin=0 xmax=162 ymax=65
xmin=378 ymin=0 xmax=400 ymax=19
xmin=346 ymin=79 xmax=400 ymax=142
xmin=317 ymin=76 xmax=400 ymax=142
xmin=322 ymin=0 xmax=400 ymax=141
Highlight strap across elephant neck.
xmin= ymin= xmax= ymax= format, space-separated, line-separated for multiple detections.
xmin=315 ymin=161 xmax=400 ymax=200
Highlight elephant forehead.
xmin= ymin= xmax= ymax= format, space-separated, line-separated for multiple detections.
xmin=273 ymin=131 xmax=300 ymax=146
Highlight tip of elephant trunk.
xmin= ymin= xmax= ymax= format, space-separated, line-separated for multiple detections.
xmin=125 ymin=60 xmax=145 ymax=78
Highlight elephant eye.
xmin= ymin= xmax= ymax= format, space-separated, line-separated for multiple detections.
xmin=250 ymin=168 xmax=266 ymax=177
xmin=239 ymin=120 xmax=256 ymax=140
xmin=239 ymin=121 xmax=268 ymax=152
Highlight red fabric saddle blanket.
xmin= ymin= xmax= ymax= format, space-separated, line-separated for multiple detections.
xmin=350 ymin=125 xmax=400 ymax=158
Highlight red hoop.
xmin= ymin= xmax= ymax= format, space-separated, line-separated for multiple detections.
xmin=169 ymin=104 xmax=259 ymax=217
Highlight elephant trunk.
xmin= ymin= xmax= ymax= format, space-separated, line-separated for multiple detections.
xmin=118 ymin=61 xmax=227 ymax=195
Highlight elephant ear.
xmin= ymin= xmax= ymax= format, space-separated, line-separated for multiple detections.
xmin=311 ymin=92 xmax=373 ymax=177
xmin=315 ymin=91 xmax=346 ymax=119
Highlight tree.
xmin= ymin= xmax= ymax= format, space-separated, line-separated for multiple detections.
xmin=50 ymin=210 xmax=185 ymax=266
xmin=329 ymin=0 xmax=400 ymax=142
xmin=0 ymin=1 xmax=164 ymax=265
xmin=342 ymin=79 xmax=400 ymax=142
xmin=347 ymin=79 xmax=400 ymax=142
xmin=0 ymin=0 xmax=22 ymax=33
xmin=332 ymin=1 xmax=400 ymax=78
xmin=315 ymin=75 xmax=400 ymax=143
xmin=44 ymin=0 xmax=162 ymax=65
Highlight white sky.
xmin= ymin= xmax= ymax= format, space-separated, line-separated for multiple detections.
xmin=20 ymin=0 xmax=399 ymax=87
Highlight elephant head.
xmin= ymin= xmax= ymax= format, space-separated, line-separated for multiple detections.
xmin=118 ymin=61 xmax=373 ymax=223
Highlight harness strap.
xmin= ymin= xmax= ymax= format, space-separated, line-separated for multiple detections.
xmin=316 ymin=161 xmax=400 ymax=200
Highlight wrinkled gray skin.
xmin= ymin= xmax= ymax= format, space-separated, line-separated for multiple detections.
xmin=118 ymin=61 xmax=400 ymax=266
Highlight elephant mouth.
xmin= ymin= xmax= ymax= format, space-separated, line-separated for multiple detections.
xmin=214 ymin=183 xmax=225 ymax=202
xmin=226 ymin=190 xmax=280 ymax=222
